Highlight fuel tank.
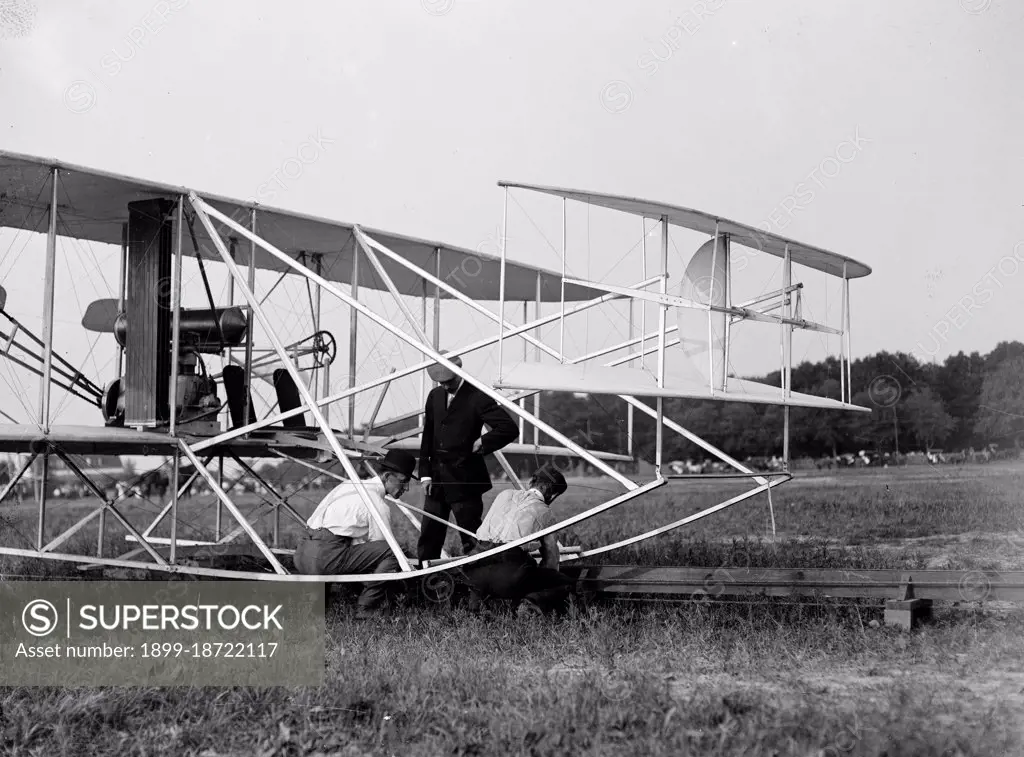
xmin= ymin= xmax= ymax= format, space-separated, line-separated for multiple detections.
xmin=114 ymin=306 xmax=248 ymax=353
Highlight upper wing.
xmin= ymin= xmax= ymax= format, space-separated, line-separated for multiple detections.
xmin=0 ymin=150 xmax=604 ymax=303
xmin=498 ymin=181 xmax=871 ymax=279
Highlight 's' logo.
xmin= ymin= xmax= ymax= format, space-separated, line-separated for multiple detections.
xmin=22 ymin=599 xmax=58 ymax=637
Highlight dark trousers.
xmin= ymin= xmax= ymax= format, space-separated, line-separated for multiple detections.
xmin=293 ymin=529 xmax=399 ymax=609
xmin=417 ymin=492 xmax=483 ymax=560
xmin=461 ymin=543 xmax=574 ymax=613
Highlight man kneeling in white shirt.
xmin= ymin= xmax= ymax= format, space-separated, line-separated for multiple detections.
xmin=294 ymin=449 xmax=416 ymax=619
xmin=463 ymin=465 xmax=574 ymax=616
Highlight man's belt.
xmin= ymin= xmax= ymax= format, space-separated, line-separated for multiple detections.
xmin=303 ymin=526 xmax=353 ymax=545
xmin=470 ymin=540 xmax=528 ymax=563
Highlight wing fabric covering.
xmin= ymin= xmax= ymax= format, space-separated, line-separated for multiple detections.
xmin=0 ymin=151 xmax=604 ymax=303
xmin=673 ymin=236 xmax=728 ymax=391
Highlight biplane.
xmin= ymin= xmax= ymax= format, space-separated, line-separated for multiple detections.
xmin=0 ymin=150 xmax=871 ymax=584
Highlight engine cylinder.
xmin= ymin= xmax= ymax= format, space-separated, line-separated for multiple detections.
xmin=114 ymin=307 xmax=248 ymax=353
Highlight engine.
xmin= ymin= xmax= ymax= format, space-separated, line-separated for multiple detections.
xmin=103 ymin=199 xmax=248 ymax=433
xmin=103 ymin=349 xmax=224 ymax=432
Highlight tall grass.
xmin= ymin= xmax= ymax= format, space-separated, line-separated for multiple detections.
xmin=2 ymin=601 xmax=1021 ymax=755
xmin=1 ymin=464 xmax=1022 ymax=755
xmin=4 ymin=463 xmax=1022 ymax=577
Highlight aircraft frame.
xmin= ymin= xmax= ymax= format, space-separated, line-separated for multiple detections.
xmin=0 ymin=155 xmax=870 ymax=582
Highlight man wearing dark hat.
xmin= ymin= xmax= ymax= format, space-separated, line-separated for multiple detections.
xmin=461 ymin=465 xmax=574 ymax=616
xmin=418 ymin=354 xmax=518 ymax=560
xmin=293 ymin=449 xmax=417 ymax=618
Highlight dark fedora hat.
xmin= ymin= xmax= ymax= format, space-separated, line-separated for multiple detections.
xmin=426 ymin=354 xmax=462 ymax=383
xmin=378 ymin=449 xmax=417 ymax=479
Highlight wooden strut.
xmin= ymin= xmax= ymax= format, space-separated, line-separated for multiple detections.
xmin=177 ymin=440 xmax=288 ymax=574
xmin=230 ymin=456 xmax=309 ymax=529
xmin=202 ymin=468 xmax=323 ymax=549
xmin=138 ymin=455 xmax=216 ymax=539
xmin=0 ymin=452 xmax=37 ymax=504
xmin=48 ymin=447 xmax=167 ymax=566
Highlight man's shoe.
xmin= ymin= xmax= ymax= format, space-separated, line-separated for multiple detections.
xmin=355 ymin=606 xmax=385 ymax=620
xmin=516 ymin=599 xmax=544 ymax=619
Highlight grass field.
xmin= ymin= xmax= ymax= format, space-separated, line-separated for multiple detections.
xmin=1 ymin=462 xmax=1023 ymax=755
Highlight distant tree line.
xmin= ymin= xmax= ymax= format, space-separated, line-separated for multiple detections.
xmin=522 ymin=340 xmax=1024 ymax=462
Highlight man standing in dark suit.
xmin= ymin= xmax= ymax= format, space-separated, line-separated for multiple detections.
xmin=417 ymin=355 xmax=518 ymax=560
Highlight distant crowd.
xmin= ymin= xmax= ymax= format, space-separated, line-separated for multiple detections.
xmin=664 ymin=444 xmax=1021 ymax=474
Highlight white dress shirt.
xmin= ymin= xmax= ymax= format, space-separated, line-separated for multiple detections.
xmin=446 ymin=378 xmax=463 ymax=404
xmin=477 ymin=487 xmax=554 ymax=543
xmin=305 ymin=480 xmax=395 ymax=544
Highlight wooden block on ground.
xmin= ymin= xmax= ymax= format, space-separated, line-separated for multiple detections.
xmin=884 ymin=598 xmax=933 ymax=630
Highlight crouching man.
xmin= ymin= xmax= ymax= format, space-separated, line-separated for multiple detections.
xmin=462 ymin=466 xmax=574 ymax=616
xmin=293 ymin=449 xmax=416 ymax=619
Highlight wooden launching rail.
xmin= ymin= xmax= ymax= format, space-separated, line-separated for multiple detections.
xmin=558 ymin=565 xmax=1024 ymax=629
xmin=76 ymin=554 xmax=1024 ymax=630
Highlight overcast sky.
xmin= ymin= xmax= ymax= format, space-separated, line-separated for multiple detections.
xmin=1 ymin=0 xmax=1021 ymax=435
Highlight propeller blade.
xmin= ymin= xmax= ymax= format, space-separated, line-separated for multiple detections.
xmin=82 ymin=299 xmax=120 ymax=333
